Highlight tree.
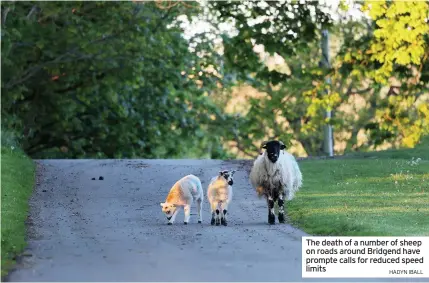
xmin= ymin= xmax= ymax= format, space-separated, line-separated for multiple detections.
xmin=338 ymin=0 xmax=429 ymax=149
xmin=200 ymin=0 xmax=335 ymax=156
xmin=1 ymin=1 xmax=235 ymax=159
xmin=201 ymin=0 xmax=429 ymax=156
xmin=361 ymin=0 xmax=429 ymax=85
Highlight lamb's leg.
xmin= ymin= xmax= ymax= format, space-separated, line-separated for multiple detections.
xmin=196 ymin=198 xmax=203 ymax=224
xmin=168 ymin=209 xmax=179 ymax=225
xmin=278 ymin=192 xmax=286 ymax=223
xmin=183 ymin=204 xmax=191 ymax=225
xmin=216 ymin=203 xmax=221 ymax=226
xmin=221 ymin=202 xmax=228 ymax=226
xmin=267 ymin=195 xmax=275 ymax=225
xmin=210 ymin=202 xmax=217 ymax=226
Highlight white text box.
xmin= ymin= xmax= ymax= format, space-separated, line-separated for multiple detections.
xmin=302 ymin=236 xmax=429 ymax=278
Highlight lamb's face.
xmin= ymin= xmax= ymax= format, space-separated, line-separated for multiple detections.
xmin=262 ymin=140 xmax=286 ymax=163
xmin=160 ymin=202 xmax=177 ymax=220
xmin=219 ymin=170 xmax=236 ymax=186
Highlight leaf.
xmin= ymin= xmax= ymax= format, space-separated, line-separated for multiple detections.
xmin=36 ymin=41 xmax=45 ymax=49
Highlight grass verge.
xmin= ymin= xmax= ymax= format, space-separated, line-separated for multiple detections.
xmin=1 ymin=146 xmax=35 ymax=278
xmin=288 ymin=144 xmax=429 ymax=236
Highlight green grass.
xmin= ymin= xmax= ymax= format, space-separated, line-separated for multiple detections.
xmin=1 ymin=146 xmax=35 ymax=278
xmin=344 ymin=135 xmax=429 ymax=160
xmin=288 ymin=144 xmax=429 ymax=236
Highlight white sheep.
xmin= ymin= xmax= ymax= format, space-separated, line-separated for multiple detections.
xmin=160 ymin=174 xmax=203 ymax=225
xmin=249 ymin=140 xmax=303 ymax=225
xmin=207 ymin=170 xmax=236 ymax=226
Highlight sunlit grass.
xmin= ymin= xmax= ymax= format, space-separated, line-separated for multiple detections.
xmin=1 ymin=147 xmax=35 ymax=278
xmin=344 ymin=135 xmax=429 ymax=160
xmin=287 ymin=152 xmax=429 ymax=236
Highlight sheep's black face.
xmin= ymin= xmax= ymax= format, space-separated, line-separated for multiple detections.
xmin=262 ymin=140 xmax=286 ymax=163
xmin=219 ymin=170 xmax=236 ymax=186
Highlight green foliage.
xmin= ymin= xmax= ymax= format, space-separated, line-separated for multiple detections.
xmin=336 ymin=1 xmax=429 ymax=150
xmin=1 ymin=128 xmax=21 ymax=151
xmin=361 ymin=1 xmax=429 ymax=84
xmin=374 ymin=94 xmax=429 ymax=148
xmin=203 ymin=1 xmax=335 ymax=155
xmin=2 ymin=0 xmax=428 ymax=159
xmin=1 ymin=1 xmax=232 ymax=159
xmin=211 ymin=0 xmax=429 ymax=156
xmin=209 ymin=1 xmax=333 ymax=81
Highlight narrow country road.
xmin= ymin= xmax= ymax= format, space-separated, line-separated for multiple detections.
xmin=7 ymin=159 xmax=425 ymax=282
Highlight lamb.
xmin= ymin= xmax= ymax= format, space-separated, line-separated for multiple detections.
xmin=249 ymin=140 xmax=303 ymax=225
xmin=207 ymin=170 xmax=236 ymax=226
xmin=160 ymin=174 xmax=204 ymax=225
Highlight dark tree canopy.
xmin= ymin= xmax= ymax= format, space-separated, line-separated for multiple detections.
xmin=1 ymin=1 xmax=233 ymax=159
xmin=2 ymin=0 xmax=428 ymax=159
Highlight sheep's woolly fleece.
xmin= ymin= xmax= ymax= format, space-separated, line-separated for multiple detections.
xmin=165 ymin=174 xmax=204 ymax=204
xmin=160 ymin=174 xmax=204 ymax=224
xmin=207 ymin=175 xmax=233 ymax=208
xmin=249 ymin=150 xmax=302 ymax=201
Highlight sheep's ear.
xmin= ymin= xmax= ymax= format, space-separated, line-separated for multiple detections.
xmin=219 ymin=171 xmax=223 ymax=176
xmin=279 ymin=141 xmax=286 ymax=150
xmin=160 ymin=202 xmax=165 ymax=207
xmin=261 ymin=141 xmax=268 ymax=149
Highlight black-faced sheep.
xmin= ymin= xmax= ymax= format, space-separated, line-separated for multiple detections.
xmin=249 ymin=140 xmax=303 ymax=225
xmin=207 ymin=170 xmax=236 ymax=226
xmin=160 ymin=174 xmax=204 ymax=225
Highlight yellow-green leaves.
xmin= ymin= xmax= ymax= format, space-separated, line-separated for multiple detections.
xmin=338 ymin=0 xmax=349 ymax=12
xmin=302 ymin=82 xmax=342 ymax=135
xmin=363 ymin=1 xmax=386 ymax=19
xmin=375 ymin=93 xmax=429 ymax=148
xmin=362 ymin=1 xmax=429 ymax=84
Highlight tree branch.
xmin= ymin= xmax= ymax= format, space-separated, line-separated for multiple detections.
xmin=26 ymin=5 xmax=38 ymax=19
xmin=233 ymin=139 xmax=258 ymax=159
xmin=3 ymin=33 xmax=120 ymax=90
xmin=152 ymin=5 xmax=172 ymax=34
xmin=4 ymin=4 xmax=145 ymax=90
xmin=346 ymin=87 xmax=372 ymax=96
xmin=54 ymin=67 xmax=122 ymax=94
xmin=155 ymin=0 xmax=180 ymax=10
xmin=2 ymin=7 xmax=10 ymax=26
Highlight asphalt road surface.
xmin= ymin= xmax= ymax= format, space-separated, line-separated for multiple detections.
xmin=7 ymin=159 xmax=427 ymax=282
